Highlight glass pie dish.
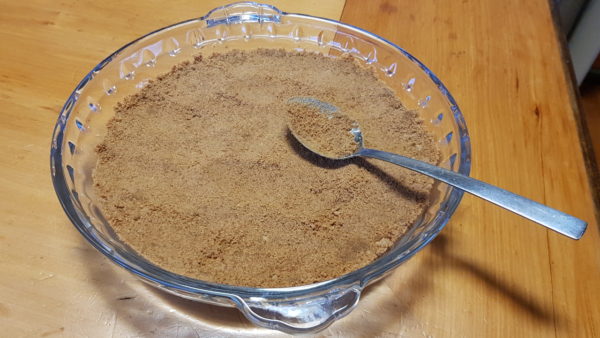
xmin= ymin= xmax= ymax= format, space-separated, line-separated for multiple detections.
xmin=50 ymin=2 xmax=471 ymax=334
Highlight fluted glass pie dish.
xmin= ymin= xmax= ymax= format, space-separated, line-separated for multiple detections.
xmin=50 ymin=2 xmax=471 ymax=334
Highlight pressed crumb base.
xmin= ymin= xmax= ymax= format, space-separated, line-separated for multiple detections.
xmin=94 ymin=49 xmax=440 ymax=288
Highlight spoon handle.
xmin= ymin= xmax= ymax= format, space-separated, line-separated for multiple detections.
xmin=358 ymin=148 xmax=587 ymax=239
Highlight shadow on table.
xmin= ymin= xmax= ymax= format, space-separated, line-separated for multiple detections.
xmin=78 ymin=229 xmax=562 ymax=337
xmin=430 ymin=235 xmax=559 ymax=326
xmin=332 ymin=233 xmax=561 ymax=336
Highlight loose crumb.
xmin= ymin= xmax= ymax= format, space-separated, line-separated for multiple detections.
xmin=93 ymin=49 xmax=440 ymax=287
xmin=287 ymin=102 xmax=359 ymax=159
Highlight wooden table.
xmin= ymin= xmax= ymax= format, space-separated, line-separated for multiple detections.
xmin=1 ymin=0 xmax=598 ymax=336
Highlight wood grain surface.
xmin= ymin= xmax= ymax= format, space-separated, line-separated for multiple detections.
xmin=1 ymin=0 xmax=598 ymax=337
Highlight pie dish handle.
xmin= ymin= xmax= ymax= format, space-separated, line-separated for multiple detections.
xmin=232 ymin=286 xmax=362 ymax=334
xmin=201 ymin=1 xmax=283 ymax=27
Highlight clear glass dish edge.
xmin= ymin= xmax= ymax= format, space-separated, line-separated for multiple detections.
xmin=50 ymin=1 xmax=472 ymax=334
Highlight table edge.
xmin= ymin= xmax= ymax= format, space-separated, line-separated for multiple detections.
xmin=547 ymin=0 xmax=600 ymax=229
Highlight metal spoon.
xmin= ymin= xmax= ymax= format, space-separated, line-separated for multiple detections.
xmin=287 ymin=97 xmax=587 ymax=239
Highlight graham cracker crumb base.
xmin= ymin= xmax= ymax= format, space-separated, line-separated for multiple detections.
xmin=93 ymin=49 xmax=440 ymax=288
